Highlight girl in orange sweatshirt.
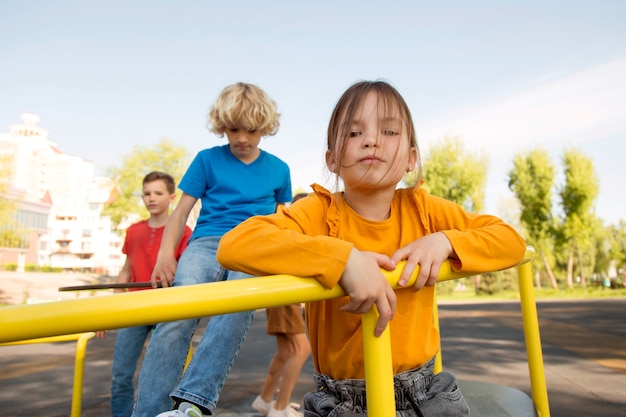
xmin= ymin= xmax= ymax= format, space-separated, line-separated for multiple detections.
xmin=218 ymin=80 xmax=526 ymax=416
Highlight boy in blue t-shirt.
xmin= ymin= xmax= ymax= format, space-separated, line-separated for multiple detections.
xmin=132 ymin=83 xmax=292 ymax=417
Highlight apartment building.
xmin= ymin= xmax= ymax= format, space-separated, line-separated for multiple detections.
xmin=0 ymin=113 xmax=123 ymax=274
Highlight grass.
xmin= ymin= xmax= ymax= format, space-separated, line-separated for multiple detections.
xmin=437 ymin=286 xmax=626 ymax=302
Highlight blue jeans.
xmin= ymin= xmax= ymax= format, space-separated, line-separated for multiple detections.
xmin=131 ymin=236 xmax=254 ymax=416
xmin=111 ymin=325 xmax=154 ymax=417
xmin=303 ymin=359 xmax=469 ymax=417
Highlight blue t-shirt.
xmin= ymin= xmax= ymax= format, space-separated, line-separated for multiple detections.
xmin=180 ymin=144 xmax=292 ymax=238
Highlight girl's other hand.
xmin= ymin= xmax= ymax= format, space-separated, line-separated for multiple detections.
xmin=391 ymin=232 xmax=455 ymax=291
xmin=339 ymin=248 xmax=397 ymax=336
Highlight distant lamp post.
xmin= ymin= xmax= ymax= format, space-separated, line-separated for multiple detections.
xmin=17 ymin=252 xmax=26 ymax=274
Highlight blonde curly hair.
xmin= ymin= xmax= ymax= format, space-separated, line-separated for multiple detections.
xmin=207 ymin=82 xmax=280 ymax=137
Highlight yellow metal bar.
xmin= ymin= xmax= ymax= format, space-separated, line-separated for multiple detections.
xmin=0 ymin=333 xmax=96 ymax=346
xmin=1 ymin=332 xmax=95 ymax=417
xmin=71 ymin=332 xmax=95 ymax=417
xmin=0 ymin=250 xmax=542 ymax=417
xmin=517 ymin=259 xmax=550 ymax=417
xmin=1 ymin=258 xmax=479 ymax=343
xmin=382 ymin=262 xmax=447 ymax=375
xmin=184 ymin=340 xmax=194 ymax=370
xmin=361 ymin=307 xmax=396 ymax=416
xmin=433 ymin=289 xmax=443 ymax=374
xmin=0 ymin=275 xmax=344 ymax=343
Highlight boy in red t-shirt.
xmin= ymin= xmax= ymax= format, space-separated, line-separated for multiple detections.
xmin=98 ymin=171 xmax=192 ymax=417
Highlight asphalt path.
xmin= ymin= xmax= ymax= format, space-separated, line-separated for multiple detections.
xmin=1 ymin=298 xmax=625 ymax=417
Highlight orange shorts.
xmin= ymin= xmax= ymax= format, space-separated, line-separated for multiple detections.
xmin=266 ymin=304 xmax=306 ymax=335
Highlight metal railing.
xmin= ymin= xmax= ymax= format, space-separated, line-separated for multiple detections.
xmin=0 ymin=248 xmax=549 ymax=417
xmin=1 ymin=332 xmax=96 ymax=417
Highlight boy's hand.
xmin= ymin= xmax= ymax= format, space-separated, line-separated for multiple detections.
xmin=339 ymin=248 xmax=397 ymax=337
xmin=391 ymin=232 xmax=454 ymax=291
xmin=151 ymin=253 xmax=178 ymax=288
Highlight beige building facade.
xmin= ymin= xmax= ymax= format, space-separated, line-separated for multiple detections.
xmin=0 ymin=113 xmax=123 ymax=275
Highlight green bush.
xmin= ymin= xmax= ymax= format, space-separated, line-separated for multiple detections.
xmin=42 ymin=266 xmax=63 ymax=273
xmin=3 ymin=263 xmax=18 ymax=271
xmin=24 ymin=263 xmax=38 ymax=272
xmin=0 ymin=263 xmax=63 ymax=273
xmin=475 ymin=269 xmax=519 ymax=295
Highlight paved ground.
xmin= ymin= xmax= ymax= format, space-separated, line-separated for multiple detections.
xmin=1 ymin=271 xmax=626 ymax=417
xmin=0 ymin=271 xmax=311 ymax=417
xmin=0 ymin=270 xmax=100 ymax=305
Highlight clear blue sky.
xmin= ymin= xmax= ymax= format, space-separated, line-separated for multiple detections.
xmin=2 ymin=0 xmax=625 ymax=225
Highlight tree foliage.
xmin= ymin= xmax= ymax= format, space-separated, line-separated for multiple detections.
xmin=592 ymin=225 xmax=611 ymax=277
xmin=404 ymin=136 xmax=490 ymax=294
xmin=0 ymin=153 xmax=14 ymax=217
xmin=0 ymin=153 xmax=28 ymax=248
xmin=402 ymin=139 xmax=624 ymax=293
xmin=102 ymin=138 xmax=190 ymax=229
xmin=607 ymin=221 xmax=626 ymax=273
xmin=508 ymin=147 xmax=559 ymax=288
xmin=558 ymin=148 xmax=600 ymax=289
xmin=406 ymin=136 xmax=488 ymax=212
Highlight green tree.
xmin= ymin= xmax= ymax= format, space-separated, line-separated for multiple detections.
xmin=405 ymin=136 xmax=490 ymax=294
xmin=508 ymin=148 xmax=559 ymax=289
xmin=406 ymin=136 xmax=488 ymax=212
xmin=0 ymin=153 xmax=14 ymax=217
xmin=607 ymin=220 xmax=626 ymax=275
xmin=593 ymin=223 xmax=611 ymax=280
xmin=558 ymin=148 xmax=599 ymax=290
xmin=102 ymin=138 xmax=190 ymax=229
xmin=0 ymin=153 xmax=28 ymax=248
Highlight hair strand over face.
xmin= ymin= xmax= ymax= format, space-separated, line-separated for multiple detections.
xmin=326 ymin=80 xmax=422 ymax=188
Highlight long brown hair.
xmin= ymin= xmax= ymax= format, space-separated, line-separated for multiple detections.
xmin=326 ymin=80 xmax=422 ymax=187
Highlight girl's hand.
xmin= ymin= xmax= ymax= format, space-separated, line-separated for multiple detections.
xmin=151 ymin=253 xmax=178 ymax=288
xmin=339 ymin=248 xmax=397 ymax=336
xmin=391 ymin=232 xmax=455 ymax=291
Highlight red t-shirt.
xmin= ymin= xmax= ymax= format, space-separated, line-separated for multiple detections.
xmin=122 ymin=220 xmax=192 ymax=291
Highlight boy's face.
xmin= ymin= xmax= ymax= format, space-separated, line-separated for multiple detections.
xmin=142 ymin=180 xmax=175 ymax=216
xmin=224 ymin=125 xmax=262 ymax=164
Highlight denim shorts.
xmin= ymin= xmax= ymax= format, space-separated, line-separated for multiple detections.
xmin=303 ymin=358 xmax=470 ymax=417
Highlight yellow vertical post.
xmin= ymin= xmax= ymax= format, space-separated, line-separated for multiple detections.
xmin=184 ymin=340 xmax=194 ymax=370
xmin=432 ymin=286 xmax=442 ymax=374
xmin=362 ymin=308 xmax=396 ymax=417
xmin=517 ymin=261 xmax=550 ymax=417
xmin=1 ymin=333 xmax=96 ymax=417
xmin=71 ymin=332 xmax=95 ymax=417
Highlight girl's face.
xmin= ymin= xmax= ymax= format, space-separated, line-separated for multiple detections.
xmin=326 ymin=91 xmax=417 ymax=191
xmin=225 ymin=125 xmax=262 ymax=163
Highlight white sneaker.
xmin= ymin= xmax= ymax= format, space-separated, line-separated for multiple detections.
xmin=251 ymin=395 xmax=274 ymax=415
xmin=267 ymin=405 xmax=303 ymax=417
xmin=155 ymin=401 xmax=204 ymax=417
